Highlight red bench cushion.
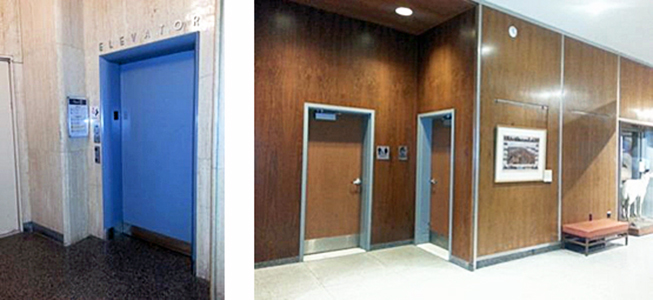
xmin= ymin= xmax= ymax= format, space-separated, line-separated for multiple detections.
xmin=563 ymin=219 xmax=629 ymax=239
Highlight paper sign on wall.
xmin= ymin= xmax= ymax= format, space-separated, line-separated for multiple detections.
xmin=68 ymin=97 xmax=89 ymax=138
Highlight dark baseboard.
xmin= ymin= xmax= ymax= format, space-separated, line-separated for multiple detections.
xmin=23 ymin=222 xmax=64 ymax=244
xmin=370 ymin=239 xmax=413 ymax=251
xmin=255 ymin=256 xmax=301 ymax=269
xmin=476 ymin=242 xmax=561 ymax=269
xmin=254 ymin=239 xmax=415 ymax=269
xmin=123 ymin=224 xmax=192 ymax=256
xmin=105 ymin=227 xmax=116 ymax=239
xmin=449 ymin=255 xmax=474 ymax=271
xmin=429 ymin=231 xmax=449 ymax=249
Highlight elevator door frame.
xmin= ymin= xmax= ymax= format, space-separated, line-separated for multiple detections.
xmin=0 ymin=56 xmax=23 ymax=238
xmin=100 ymin=33 xmax=199 ymax=265
xmin=414 ymin=109 xmax=455 ymax=259
xmin=299 ymin=103 xmax=375 ymax=261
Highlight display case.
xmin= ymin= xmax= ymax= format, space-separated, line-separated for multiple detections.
xmin=619 ymin=122 xmax=653 ymax=235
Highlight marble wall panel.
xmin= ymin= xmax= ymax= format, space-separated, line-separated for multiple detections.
xmin=0 ymin=0 xmax=23 ymax=61
xmin=0 ymin=1 xmax=31 ymax=224
xmin=7 ymin=0 xmax=219 ymax=282
xmin=82 ymin=0 xmax=218 ymax=280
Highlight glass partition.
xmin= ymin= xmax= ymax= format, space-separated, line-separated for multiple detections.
xmin=620 ymin=123 xmax=653 ymax=232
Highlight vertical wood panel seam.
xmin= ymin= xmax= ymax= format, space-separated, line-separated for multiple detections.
xmin=558 ymin=35 xmax=564 ymax=240
xmin=471 ymin=3 xmax=483 ymax=270
xmin=615 ymin=56 xmax=621 ymax=220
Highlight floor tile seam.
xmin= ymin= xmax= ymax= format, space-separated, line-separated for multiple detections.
xmin=300 ymin=260 xmax=333 ymax=293
xmin=364 ymin=250 xmax=396 ymax=271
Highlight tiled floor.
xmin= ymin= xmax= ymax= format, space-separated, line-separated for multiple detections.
xmin=0 ymin=232 xmax=209 ymax=300
xmin=256 ymin=235 xmax=653 ymax=300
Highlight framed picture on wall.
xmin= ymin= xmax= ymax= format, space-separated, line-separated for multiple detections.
xmin=495 ymin=126 xmax=547 ymax=183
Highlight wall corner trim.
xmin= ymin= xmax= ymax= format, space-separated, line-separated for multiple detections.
xmin=450 ymin=255 xmax=474 ymax=271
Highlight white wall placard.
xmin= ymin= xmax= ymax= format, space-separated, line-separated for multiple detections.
xmin=398 ymin=145 xmax=408 ymax=161
xmin=543 ymin=169 xmax=553 ymax=183
xmin=68 ymin=97 xmax=89 ymax=138
xmin=376 ymin=146 xmax=390 ymax=160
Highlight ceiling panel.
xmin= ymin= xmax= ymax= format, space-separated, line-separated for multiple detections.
xmin=288 ymin=0 xmax=477 ymax=35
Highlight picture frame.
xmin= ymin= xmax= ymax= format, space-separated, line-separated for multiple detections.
xmin=495 ymin=126 xmax=547 ymax=183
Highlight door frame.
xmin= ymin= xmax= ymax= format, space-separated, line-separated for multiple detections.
xmin=100 ymin=33 xmax=199 ymax=265
xmin=299 ymin=103 xmax=375 ymax=261
xmin=414 ymin=109 xmax=455 ymax=259
xmin=0 ymin=56 xmax=23 ymax=237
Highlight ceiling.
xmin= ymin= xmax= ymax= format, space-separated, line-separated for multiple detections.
xmin=288 ymin=0 xmax=477 ymax=35
xmin=285 ymin=0 xmax=653 ymax=66
xmin=477 ymin=0 xmax=653 ymax=66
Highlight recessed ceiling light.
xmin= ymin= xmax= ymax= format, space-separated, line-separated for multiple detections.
xmin=395 ymin=7 xmax=413 ymax=17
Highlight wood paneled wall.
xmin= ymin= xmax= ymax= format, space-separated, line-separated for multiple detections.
xmin=255 ymin=0 xmax=653 ymax=263
xmin=620 ymin=58 xmax=653 ymax=123
xmin=477 ymin=8 xmax=561 ymax=256
xmin=255 ymin=0 xmax=417 ymax=262
xmin=418 ymin=9 xmax=477 ymax=262
xmin=561 ymin=38 xmax=618 ymax=224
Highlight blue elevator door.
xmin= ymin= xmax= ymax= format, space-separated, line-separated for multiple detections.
xmin=120 ymin=50 xmax=195 ymax=243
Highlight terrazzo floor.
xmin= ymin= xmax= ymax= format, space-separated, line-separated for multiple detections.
xmin=0 ymin=232 xmax=209 ymax=300
xmin=256 ymin=235 xmax=653 ymax=300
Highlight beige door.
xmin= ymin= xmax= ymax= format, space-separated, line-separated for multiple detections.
xmin=0 ymin=61 xmax=19 ymax=236
xmin=430 ymin=119 xmax=451 ymax=248
xmin=305 ymin=113 xmax=364 ymax=253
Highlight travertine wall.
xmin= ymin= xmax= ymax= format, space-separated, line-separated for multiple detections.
xmin=0 ymin=0 xmax=22 ymax=60
xmin=0 ymin=0 xmax=30 ymax=225
xmin=5 ymin=0 xmax=219 ymax=280
xmin=20 ymin=0 xmax=68 ymax=234
xmin=57 ymin=0 xmax=89 ymax=246
xmin=81 ymin=0 xmax=218 ymax=279
xmin=17 ymin=0 xmax=88 ymax=244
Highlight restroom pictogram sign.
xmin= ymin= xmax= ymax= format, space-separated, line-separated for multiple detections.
xmin=376 ymin=146 xmax=390 ymax=160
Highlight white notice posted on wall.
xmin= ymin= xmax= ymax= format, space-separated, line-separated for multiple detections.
xmin=68 ymin=97 xmax=89 ymax=138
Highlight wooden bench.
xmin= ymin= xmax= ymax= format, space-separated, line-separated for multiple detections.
xmin=562 ymin=219 xmax=629 ymax=256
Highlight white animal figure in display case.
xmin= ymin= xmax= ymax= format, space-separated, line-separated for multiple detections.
xmin=622 ymin=170 xmax=653 ymax=220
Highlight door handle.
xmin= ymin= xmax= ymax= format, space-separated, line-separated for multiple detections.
xmin=353 ymin=178 xmax=362 ymax=186
xmin=430 ymin=179 xmax=437 ymax=185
